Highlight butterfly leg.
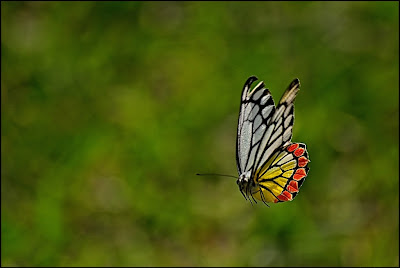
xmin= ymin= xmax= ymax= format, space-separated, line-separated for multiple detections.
xmin=250 ymin=193 xmax=257 ymax=204
xmin=248 ymin=186 xmax=257 ymax=204
xmin=239 ymin=187 xmax=248 ymax=200
xmin=259 ymin=189 xmax=270 ymax=207
xmin=246 ymin=186 xmax=254 ymax=206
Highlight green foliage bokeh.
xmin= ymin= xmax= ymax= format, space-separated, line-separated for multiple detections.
xmin=2 ymin=1 xmax=399 ymax=266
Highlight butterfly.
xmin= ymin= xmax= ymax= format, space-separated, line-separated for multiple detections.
xmin=236 ymin=76 xmax=310 ymax=206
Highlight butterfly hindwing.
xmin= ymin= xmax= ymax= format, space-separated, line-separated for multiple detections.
xmin=252 ymin=142 xmax=310 ymax=203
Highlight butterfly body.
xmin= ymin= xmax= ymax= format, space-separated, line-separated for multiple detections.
xmin=236 ymin=76 xmax=310 ymax=205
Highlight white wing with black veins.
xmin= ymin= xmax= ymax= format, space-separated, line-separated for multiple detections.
xmin=236 ymin=76 xmax=301 ymax=177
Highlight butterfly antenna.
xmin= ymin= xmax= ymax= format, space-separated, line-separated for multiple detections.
xmin=196 ymin=173 xmax=237 ymax=179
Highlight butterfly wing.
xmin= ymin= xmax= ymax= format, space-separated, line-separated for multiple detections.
xmin=250 ymin=78 xmax=310 ymax=203
xmin=251 ymin=78 xmax=301 ymax=175
xmin=236 ymin=76 xmax=276 ymax=175
xmin=252 ymin=142 xmax=310 ymax=203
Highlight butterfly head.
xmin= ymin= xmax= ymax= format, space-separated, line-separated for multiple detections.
xmin=237 ymin=171 xmax=255 ymax=199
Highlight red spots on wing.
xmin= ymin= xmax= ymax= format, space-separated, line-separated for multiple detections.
xmin=287 ymin=143 xmax=299 ymax=152
xmin=287 ymin=181 xmax=299 ymax=193
xmin=298 ymin=156 xmax=309 ymax=167
xmin=277 ymin=194 xmax=289 ymax=202
xmin=293 ymin=168 xmax=307 ymax=180
xmin=271 ymin=143 xmax=309 ymax=204
xmin=294 ymin=148 xmax=305 ymax=157
xmin=277 ymin=191 xmax=293 ymax=202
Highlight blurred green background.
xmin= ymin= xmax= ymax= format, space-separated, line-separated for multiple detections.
xmin=1 ymin=1 xmax=399 ymax=266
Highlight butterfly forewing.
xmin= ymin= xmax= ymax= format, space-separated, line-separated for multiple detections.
xmin=236 ymin=76 xmax=276 ymax=175
xmin=253 ymin=79 xmax=300 ymax=175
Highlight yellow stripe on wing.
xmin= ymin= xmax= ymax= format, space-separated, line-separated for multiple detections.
xmin=281 ymin=160 xmax=297 ymax=171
